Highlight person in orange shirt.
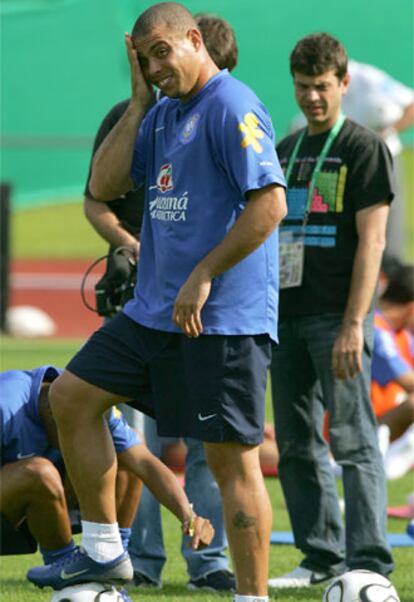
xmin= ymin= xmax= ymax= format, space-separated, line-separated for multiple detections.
xmin=371 ymin=265 xmax=414 ymax=479
xmin=372 ymin=265 xmax=414 ymax=438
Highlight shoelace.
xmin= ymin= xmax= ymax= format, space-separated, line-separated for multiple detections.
xmin=49 ymin=545 xmax=85 ymax=568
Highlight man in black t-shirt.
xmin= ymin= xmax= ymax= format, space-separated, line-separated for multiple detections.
xmin=268 ymin=33 xmax=394 ymax=589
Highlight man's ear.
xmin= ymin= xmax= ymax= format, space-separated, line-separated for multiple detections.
xmin=341 ymin=72 xmax=350 ymax=93
xmin=187 ymin=27 xmax=202 ymax=51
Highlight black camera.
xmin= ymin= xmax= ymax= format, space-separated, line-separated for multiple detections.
xmin=94 ymin=248 xmax=137 ymax=317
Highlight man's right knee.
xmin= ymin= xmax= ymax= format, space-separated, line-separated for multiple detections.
xmin=49 ymin=372 xmax=118 ymax=424
xmin=49 ymin=373 xmax=101 ymax=424
xmin=204 ymin=441 xmax=261 ymax=488
xmin=49 ymin=376 xmax=79 ymax=422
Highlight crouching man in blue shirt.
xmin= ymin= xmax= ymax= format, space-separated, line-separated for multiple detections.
xmin=0 ymin=365 xmax=213 ymax=599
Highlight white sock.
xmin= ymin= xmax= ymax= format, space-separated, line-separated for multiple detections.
xmin=81 ymin=520 xmax=124 ymax=562
xmin=233 ymin=594 xmax=269 ymax=602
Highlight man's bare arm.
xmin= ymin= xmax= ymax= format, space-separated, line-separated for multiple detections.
xmin=84 ymin=198 xmax=140 ymax=258
xmin=89 ymin=34 xmax=153 ymax=201
xmin=383 ymin=101 xmax=414 ymax=136
xmin=332 ymin=202 xmax=389 ymax=379
xmin=117 ymin=444 xmax=214 ymax=549
xmin=173 ymin=184 xmax=287 ymax=337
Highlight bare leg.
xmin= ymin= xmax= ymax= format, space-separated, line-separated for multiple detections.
xmin=49 ymin=371 xmax=125 ymax=523
xmin=115 ymin=468 xmax=142 ymax=528
xmin=0 ymin=459 xmax=72 ymax=549
xmin=259 ymin=423 xmax=279 ymax=475
xmin=204 ymin=441 xmax=271 ymax=596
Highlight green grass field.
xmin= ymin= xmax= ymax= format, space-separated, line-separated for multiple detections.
xmin=1 ymin=339 xmax=413 ymax=602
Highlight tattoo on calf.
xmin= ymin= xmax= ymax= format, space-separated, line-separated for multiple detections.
xmin=232 ymin=511 xmax=256 ymax=529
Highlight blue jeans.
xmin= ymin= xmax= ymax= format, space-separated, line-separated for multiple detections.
xmin=128 ymin=415 xmax=229 ymax=584
xmin=270 ymin=313 xmax=394 ymax=576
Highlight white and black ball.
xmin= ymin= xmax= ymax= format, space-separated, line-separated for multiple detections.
xmin=323 ymin=570 xmax=400 ymax=602
xmin=50 ymin=582 xmax=123 ymax=602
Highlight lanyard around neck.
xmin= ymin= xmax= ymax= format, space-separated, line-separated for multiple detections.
xmin=285 ymin=113 xmax=345 ymax=214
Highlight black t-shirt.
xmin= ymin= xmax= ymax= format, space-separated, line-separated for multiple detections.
xmin=277 ymin=118 xmax=394 ymax=318
xmin=84 ymin=99 xmax=145 ymax=239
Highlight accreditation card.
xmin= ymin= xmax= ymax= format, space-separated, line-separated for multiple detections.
xmin=279 ymin=230 xmax=304 ymax=289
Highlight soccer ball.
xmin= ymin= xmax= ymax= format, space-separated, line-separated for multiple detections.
xmin=50 ymin=582 xmax=123 ymax=602
xmin=323 ymin=570 xmax=400 ymax=602
xmin=6 ymin=305 xmax=56 ymax=337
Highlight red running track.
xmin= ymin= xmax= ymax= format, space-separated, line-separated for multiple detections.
xmin=10 ymin=258 xmax=104 ymax=338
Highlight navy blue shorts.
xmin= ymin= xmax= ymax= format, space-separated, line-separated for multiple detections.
xmin=67 ymin=312 xmax=271 ymax=444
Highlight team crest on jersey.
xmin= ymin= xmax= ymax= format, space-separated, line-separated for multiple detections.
xmin=239 ymin=112 xmax=264 ymax=153
xmin=179 ymin=113 xmax=200 ymax=143
xmin=156 ymin=163 xmax=174 ymax=192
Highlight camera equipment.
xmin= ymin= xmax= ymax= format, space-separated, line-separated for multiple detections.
xmin=81 ymin=246 xmax=137 ymax=317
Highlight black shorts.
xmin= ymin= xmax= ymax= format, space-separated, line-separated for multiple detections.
xmin=67 ymin=313 xmax=271 ymax=444
xmin=0 ymin=513 xmax=37 ymax=555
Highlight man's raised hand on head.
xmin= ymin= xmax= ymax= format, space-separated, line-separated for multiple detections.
xmin=125 ymin=32 xmax=154 ymax=111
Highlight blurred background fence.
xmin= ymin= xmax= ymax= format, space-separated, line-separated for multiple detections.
xmin=1 ymin=0 xmax=413 ymax=209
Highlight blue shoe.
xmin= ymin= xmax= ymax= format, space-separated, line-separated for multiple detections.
xmin=27 ymin=546 xmax=133 ymax=590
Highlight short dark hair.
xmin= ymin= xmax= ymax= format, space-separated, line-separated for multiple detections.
xmin=132 ymin=2 xmax=196 ymax=39
xmin=195 ymin=13 xmax=238 ymax=72
xmin=290 ymin=33 xmax=348 ymax=80
xmin=381 ymin=265 xmax=414 ymax=304
xmin=381 ymin=253 xmax=405 ymax=281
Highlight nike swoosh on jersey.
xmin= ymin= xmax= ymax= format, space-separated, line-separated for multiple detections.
xmin=197 ymin=413 xmax=217 ymax=422
xmin=60 ymin=568 xmax=89 ymax=580
xmin=17 ymin=452 xmax=36 ymax=460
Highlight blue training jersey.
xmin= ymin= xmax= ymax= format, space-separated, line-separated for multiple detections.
xmin=0 ymin=366 xmax=140 ymax=467
xmin=124 ymin=70 xmax=286 ymax=342
xmin=372 ymin=324 xmax=414 ymax=386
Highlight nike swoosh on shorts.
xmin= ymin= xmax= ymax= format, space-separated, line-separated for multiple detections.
xmin=197 ymin=413 xmax=217 ymax=421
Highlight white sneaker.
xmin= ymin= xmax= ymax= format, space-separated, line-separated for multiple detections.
xmin=268 ymin=566 xmax=331 ymax=588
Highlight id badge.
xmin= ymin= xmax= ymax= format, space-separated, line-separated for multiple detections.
xmin=279 ymin=230 xmax=304 ymax=289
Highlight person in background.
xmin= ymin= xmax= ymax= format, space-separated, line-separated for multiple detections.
xmin=377 ymin=253 xmax=405 ymax=298
xmin=0 ymin=366 xmax=213 ymax=601
xmin=342 ymin=60 xmax=414 ymax=260
xmin=83 ymin=12 xmax=239 ymax=593
xmin=269 ymin=32 xmax=394 ymax=589
xmin=31 ymin=4 xmax=286 ymax=602
xmin=290 ymin=59 xmax=414 ymax=260
xmin=372 ymin=265 xmax=414 ymax=480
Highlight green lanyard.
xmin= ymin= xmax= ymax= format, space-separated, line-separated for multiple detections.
xmin=285 ymin=113 xmax=346 ymax=217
